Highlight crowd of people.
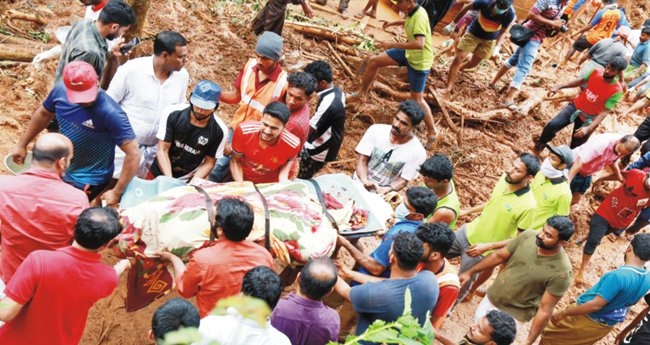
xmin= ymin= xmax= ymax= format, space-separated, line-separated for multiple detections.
xmin=1 ymin=0 xmax=650 ymax=344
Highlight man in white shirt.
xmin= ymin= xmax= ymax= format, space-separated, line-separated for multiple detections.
xmin=198 ymin=266 xmax=290 ymax=345
xmin=355 ymin=99 xmax=427 ymax=193
xmin=107 ymin=30 xmax=189 ymax=178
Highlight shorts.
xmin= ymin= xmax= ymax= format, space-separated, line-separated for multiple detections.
xmin=573 ymin=35 xmax=593 ymax=52
xmin=539 ymin=307 xmax=613 ymax=345
xmin=570 ymin=173 xmax=592 ymax=194
xmin=457 ymin=32 xmax=496 ymax=60
xmin=584 ymin=213 xmax=622 ymax=255
xmin=386 ymin=48 xmax=430 ymax=93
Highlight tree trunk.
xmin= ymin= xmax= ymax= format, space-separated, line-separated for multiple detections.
xmin=0 ymin=44 xmax=40 ymax=62
xmin=125 ymin=0 xmax=152 ymax=40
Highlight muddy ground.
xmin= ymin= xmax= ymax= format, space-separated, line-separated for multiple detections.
xmin=0 ymin=0 xmax=649 ymax=344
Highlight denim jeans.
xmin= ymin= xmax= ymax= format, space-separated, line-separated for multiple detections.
xmin=208 ymin=128 xmax=234 ymax=182
xmin=505 ymin=40 xmax=541 ymax=89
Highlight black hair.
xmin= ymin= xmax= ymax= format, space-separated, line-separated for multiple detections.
xmin=603 ymin=0 xmax=615 ymax=3
xmin=631 ymin=234 xmax=650 ymax=261
xmin=620 ymin=135 xmax=641 ymax=152
xmin=299 ymin=257 xmax=338 ymax=301
xmin=288 ymin=72 xmax=317 ymax=96
xmin=153 ymin=31 xmax=187 ymax=56
xmin=98 ymin=0 xmax=136 ymax=26
xmin=608 ymin=56 xmax=628 ymax=71
xmin=420 ymin=154 xmax=454 ymax=181
xmin=642 ymin=26 xmax=650 ymax=35
xmin=416 ymin=222 xmax=455 ymax=255
xmin=32 ymin=143 xmax=70 ymax=164
xmin=644 ymin=19 xmax=650 ymax=27
xmin=405 ymin=186 xmax=438 ymax=217
xmin=74 ymin=207 xmax=122 ymax=250
xmin=546 ymin=215 xmax=575 ymax=241
xmin=304 ymin=60 xmax=333 ymax=83
xmin=486 ymin=310 xmax=517 ymax=345
xmin=263 ymin=101 xmax=291 ymax=124
xmin=392 ymin=232 xmax=424 ymax=270
xmin=519 ymin=152 xmax=540 ymax=177
xmin=151 ymin=298 xmax=200 ymax=343
xmin=397 ymin=100 xmax=425 ymax=126
xmin=241 ymin=266 xmax=283 ymax=309
xmin=216 ymin=198 xmax=254 ymax=242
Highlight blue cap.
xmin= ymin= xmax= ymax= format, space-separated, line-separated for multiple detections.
xmin=190 ymin=80 xmax=221 ymax=110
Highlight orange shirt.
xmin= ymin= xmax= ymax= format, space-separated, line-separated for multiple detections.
xmin=586 ymin=7 xmax=626 ymax=45
xmin=178 ymin=239 xmax=273 ymax=317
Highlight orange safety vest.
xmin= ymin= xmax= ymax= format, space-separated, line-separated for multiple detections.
xmin=231 ymin=58 xmax=288 ymax=128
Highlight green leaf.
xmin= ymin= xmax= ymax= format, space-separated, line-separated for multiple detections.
xmin=160 ymin=211 xmax=179 ymax=223
xmin=210 ymin=295 xmax=271 ymax=327
xmin=178 ymin=209 xmax=204 ymax=221
xmin=160 ymin=327 xmax=204 ymax=345
xmin=396 ymin=336 xmax=423 ymax=345
xmin=364 ymin=329 xmax=399 ymax=343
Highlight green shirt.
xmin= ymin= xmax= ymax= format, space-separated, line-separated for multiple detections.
xmin=465 ymin=175 xmax=536 ymax=250
xmin=529 ymin=171 xmax=572 ymax=231
xmin=55 ymin=19 xmax=108 ymax=83
xmin=424 ymin=180 xmax=461 ymax=230
xmin=404 ymin=6 xmax=433 ymax=71
xmin=487 ymin=230 xmax=572 ymax=322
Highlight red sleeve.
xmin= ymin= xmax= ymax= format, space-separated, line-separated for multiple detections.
xmin=433 ymin=285 xmax=459 ymax=319
xmin=5 ymin=253 xmax=41 ymax=305
xmin=177 ymin=258 xmax=202 ymax=298
xmin=231 ymin=124 xmax=245 ymax=155
xmin=233 ymin=68 xmax=245 ymax=91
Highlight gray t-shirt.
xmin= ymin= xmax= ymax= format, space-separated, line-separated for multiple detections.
xmin=588 ymin=38 xmax=628 ymax=67
xmin=54 ymin=19 xmax=108 ymax=82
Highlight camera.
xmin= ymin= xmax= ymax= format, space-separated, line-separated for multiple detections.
xmin=559 ymin=25 xmax=569 ymax=33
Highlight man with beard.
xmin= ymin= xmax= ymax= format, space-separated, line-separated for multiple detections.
xmin=354 ymin=100 xmax=427 ymax=194
xmin=459 ymin=216 xmax=574 ymax=345
xmin=529 ymin=145 xmax=573 ymax=231
xmin=229 ymin=102 xmax=301 ymax=183
xmin=149 ymin=81 xmax=227 ymax=183
xmin=435 ymin=310 xmax=516 ymax=345
xmin=533 ymin=56 xmax=627 ymax=153
xmin=446 ymin=153 xmax=539 ymax=300
xmin=575 ymin=169 xmax=650 ymax=285
xmin=541 ymin=234 xmax=650 ymax=345
xmin=55 ymin=0 xmax=135 ymax=84
xmin=107 ymin=30 xmax=190 ymax=179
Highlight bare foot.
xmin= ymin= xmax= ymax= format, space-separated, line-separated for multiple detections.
xmin=574 ymin=272 xmax=586 ymax=286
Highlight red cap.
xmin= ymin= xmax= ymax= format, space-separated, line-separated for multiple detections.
xmin=63 ymin=61 xmax=99 ymax=104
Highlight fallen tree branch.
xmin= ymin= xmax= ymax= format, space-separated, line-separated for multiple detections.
xmin=428 ymin=86 xmax=459 ymax=134
xmin=325 ymin=41 xmax=354 ymax=78
xmin=0 ymin=44 xmax=41 ymax=62
xmin=286 ymin=21 xmax=363 ymax=46
xmin=7 ymin=9 xmax=47 ymax=26
xmin=518 ymin=94 xmax=544 ymax=115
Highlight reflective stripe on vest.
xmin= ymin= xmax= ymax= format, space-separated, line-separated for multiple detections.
xmin=233 ymin=59 xmax=288 ymax=127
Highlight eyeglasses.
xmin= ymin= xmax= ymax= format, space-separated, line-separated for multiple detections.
xmin=381 ymin=150 xmax=393 ymax=163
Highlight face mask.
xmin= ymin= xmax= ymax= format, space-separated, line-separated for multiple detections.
xmin=540 ymin=158 xmax=564 ymax=179
xmin=395 ymin=202 xmax=410 ymax=221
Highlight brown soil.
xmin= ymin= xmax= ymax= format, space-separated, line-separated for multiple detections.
xmin=0 ymin=0 xmax=648 ymax=344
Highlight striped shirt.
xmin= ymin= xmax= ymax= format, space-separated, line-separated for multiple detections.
xmin=54 ymin=19 xmax=108 ymax=82
xmin=524 ymin=0 xmax=566 ymax=42
xmin=304 ymin=86 xmax=346 ymax=162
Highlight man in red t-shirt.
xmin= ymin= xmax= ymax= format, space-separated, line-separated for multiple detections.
xmin=576 ymin=169 xmax=650 ymax=284
xmin=230 ymin=102 xmax=301 ymax=184
xmin=0 ymin=133 xmax=89 ymax=285
xmin=534 ymin=56 xmax=627 ymax=154
xmin=284 ymin=72 xmax=316 ymax=178
xmin=0 ymin=207 xmax=131 ymax=345
xmin=158 ymin=198 xmax=273 ymax=317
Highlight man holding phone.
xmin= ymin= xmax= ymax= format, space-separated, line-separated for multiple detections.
xmin=107 ymin=30 xmax=190 ymax=179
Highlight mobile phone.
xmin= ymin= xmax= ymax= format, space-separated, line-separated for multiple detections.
xmin=120 ymin=37 xmax=141 ymax=55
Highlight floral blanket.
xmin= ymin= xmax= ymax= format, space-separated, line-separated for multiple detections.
xmin=115 ymin=177 xmax=366 ymax=311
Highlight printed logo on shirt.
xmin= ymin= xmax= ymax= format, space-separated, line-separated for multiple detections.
xmin=82 ymin=119 xmax=95 ymax=129
xmin=585 ymin=89 xmax=599 ymax=103
xmin=198 ymin=136 xmax=208 ymax=146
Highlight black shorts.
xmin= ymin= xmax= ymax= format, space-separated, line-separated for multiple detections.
xmin=573 ymin=35 xmax=593 ymax=52
xmin=584 ymin=213 xmax=622 ymax=255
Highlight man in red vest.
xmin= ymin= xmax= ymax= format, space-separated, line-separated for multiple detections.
xmin=533 ymin=56 xmax=627 ymax=155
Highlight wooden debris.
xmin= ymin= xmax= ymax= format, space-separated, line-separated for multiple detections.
xmin=285 ymin=21 xmax=363 ymax=46
xmin=325 ymin=41 xmax=354 ymax=78
xmin=334 ymin=43 xmax=359 ymax=56
xmin=7 ymin=9 xmax=47 ymax=26
xmin=0 ymin=33 xmax=34 ymax=45
xmin=429 ymin=86 xmax=459 ymax=134
xmin=0 ymin=44 xmax=40 ymax=62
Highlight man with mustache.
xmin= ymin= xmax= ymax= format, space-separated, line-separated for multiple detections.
xmin=354 ymin=100 xmax=427 ymax=194
xmin=459 ymin=216 xmax=575 ymax=345
xmin=435 ymin=310 xmax=516 ymax=345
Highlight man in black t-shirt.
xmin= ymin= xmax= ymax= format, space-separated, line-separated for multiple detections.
xmin=149 ymin=81 xmax=227 ymax=183
xmin=299 ymin=61 xmax=346 ymax=179
xmin=616 ymin=294 xmax=650 ymax=345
